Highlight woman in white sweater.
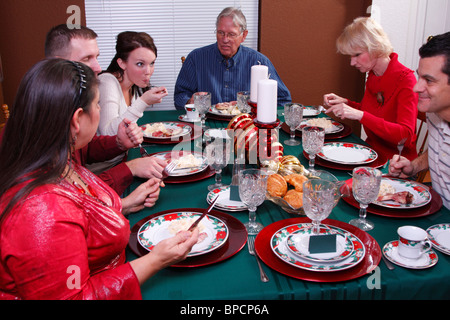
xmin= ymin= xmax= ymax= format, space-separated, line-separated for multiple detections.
xmin=97 ymin=31 xmax=168 ymax=136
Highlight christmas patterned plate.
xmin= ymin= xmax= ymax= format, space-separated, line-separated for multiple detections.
xmin=137 ymin=211 xmax=229 ymax=257
xmin=427 ymin=224 xmax=450 ymax=255
xmin=373 ymin=177 xmax=432 ymax=209
xmin=302 ymin=106 xmax=321 ymax=117
xmin=299 ymin=118 xmax=344 ymax=134
xmin=317 ymin=142 xmax=378 ymax=165
xmin=142 ymin=121 xmax=191 ymax=139
xmin=383 ymin=240 xmax=438 ymax=269
xmin=286 ymin=224 xmax=354 ymax=263
xmin=270 ymin=223 xmax=365 ymax=272
xmin=150 ymin=151 xmax=208 ymax=177
xmin=206 ymin=186 xmax=247 ymax=212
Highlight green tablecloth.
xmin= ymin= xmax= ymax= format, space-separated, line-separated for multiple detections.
xmin=124 ymin=110 xmax=450 ymax=300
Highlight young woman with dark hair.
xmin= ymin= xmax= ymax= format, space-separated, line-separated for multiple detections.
xmin=0 ymin=59 xmax=197 ymax=300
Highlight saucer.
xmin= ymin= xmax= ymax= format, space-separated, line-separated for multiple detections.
xmin=382 ymin=240 xmax=438 ymax=269
xmin=178 ymin=114 xmax=201 ymax=123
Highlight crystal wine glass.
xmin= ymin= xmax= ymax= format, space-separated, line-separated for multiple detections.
xmin=205 ymin=138 xmax=230 ymax=191
xmin=237 ymin=91 xmax=250 ymax=113
xmin=349 ymin=167 xmax=382 ymax=231
xmin=303 ymin=179 xmax=336 ymax=234
xmin=239 ymin=169 xmax=268 ymax=235
xmin=194 ymin=92 xmax=211 ymax=130
xmin=284 ymin=103 xmax=303 ymax=146
xmin=302 ymin=125 xmax=325 ymax=173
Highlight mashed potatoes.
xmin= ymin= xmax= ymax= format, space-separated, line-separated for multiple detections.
xmin=168 ymin=217 xmax=205 ymax=234
xmin=176 ymin=154 xmax=202 ymax=168
xmin=378 ymin=181 xmax=396 ymax=197
xmin=307 ymin=118 xmax=333 ymax=130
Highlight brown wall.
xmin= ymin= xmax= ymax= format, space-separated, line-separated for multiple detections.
xmin=0 ymin=0 xmax=85 ymax=110
xmin=260 ymin=0 xmax=371 ymax=135
xmin=0 ymin=0 xmax=370 ymax=135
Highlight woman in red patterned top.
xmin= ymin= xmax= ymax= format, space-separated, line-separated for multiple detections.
xmin=0 ymin=59 xmax=198 ymax=300
xmin=323 ymin=17 xmax=418 ymax=161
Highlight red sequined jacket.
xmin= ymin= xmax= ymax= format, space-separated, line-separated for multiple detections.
xmin=0 ymin=164 xmax=141 ymax=300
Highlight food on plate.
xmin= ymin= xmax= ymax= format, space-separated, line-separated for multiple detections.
xmin=284 ymin=174 xmax=308 ymax=192
xmin=267 ymin=173 xmax=288 ymax=197
xmin=175 ymin=154 xmax=202 ymax=169
xmin=283 ymin=189 xmax=303 ymax=209
xmin=378 ymin=181 xmax=396 ymax=197
xmin=144 ymin=122 xmax=182 ymax=137
xmin=306 ymin=118 xmax=333 ymax=130
xmin=377 ymin=181 xmax=414 ymax=204
xmin=377 ymin=191 xmax=414 ymax=204
xmin=167 ymin=217 xmax=207 ymax=243
xmin=214 ymin=101 xmax=240 ymax=115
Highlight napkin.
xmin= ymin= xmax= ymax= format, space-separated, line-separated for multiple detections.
xmin=308 ymin=234 xmax=337 ymax=254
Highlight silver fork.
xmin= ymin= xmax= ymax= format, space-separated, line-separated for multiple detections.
xmin=397 ymin=137 xmax=407 ymax=157
xmin=139 ymin=144 xmax=150 ymax=157
xmin=248 ymin=236 xmax=269 ymax=282
xmin=162 ymin=161 xmax=177 ymax=179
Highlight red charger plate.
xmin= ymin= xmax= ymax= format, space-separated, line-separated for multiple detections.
xmin=255 ymin=217 xmax=381 ymax=282
xmin=341 ymin=178 xmax=443 ymax=218
xmin=128 ymin=208 xmax=247 ymax=267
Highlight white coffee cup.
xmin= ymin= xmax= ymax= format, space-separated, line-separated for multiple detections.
xmin=184 ymin=104 xmax=199 ymax=120
xmin=397 ymin=226 xmax=432 ymax=259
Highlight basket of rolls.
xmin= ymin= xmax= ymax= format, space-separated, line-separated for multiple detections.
xmin=263 ymin=155 xmax=342 ymax=214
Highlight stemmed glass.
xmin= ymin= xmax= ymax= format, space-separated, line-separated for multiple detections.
xmin=302 ymin=126 xmax=325 ymax=173
xmin=302 ymin=179 xmax=336 ymax=234
xmin=239 ymin=169 xmax=269 ymax=235
xmin=349 ymin=167 xmax=382 ymax=231
xmin=205 ymin=137 xmax=230 ymax=191
xmin=237 ymin=91 xmax=250 ymax=113
xmin=194 ymin=92 xmax=211 ymax=130
xmin=284 ymin=103 xmax=303 ymax=146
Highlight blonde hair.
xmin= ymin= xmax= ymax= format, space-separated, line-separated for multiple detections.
xmin=336 ymin=17 xmax=393 ymax=58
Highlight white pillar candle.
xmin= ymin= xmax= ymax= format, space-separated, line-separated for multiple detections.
xmin=256 ymin=79 xmax=277 ymax=123
xmin=250 ymin=65 xmax=268 ymax=102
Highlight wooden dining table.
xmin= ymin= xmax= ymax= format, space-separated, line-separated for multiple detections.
xmin=123 ymin=108 xmax=450 ymax=301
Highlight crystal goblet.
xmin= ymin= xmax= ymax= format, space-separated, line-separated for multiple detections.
xmin=349 ymin=167 xmax=382 ymax=231
xmin=302 ymin=125 xmax=325 ymax=173
xmin=284 ymin=103 xmax=303 ymax=146
xmin=239 ymin=169 xmax=268 ymax=235
xmin=194 ymin=92 xmax=211 ymax=130
xmin=302 ymin=179 xmax=336 ymax=234
xmin=205 ymin=137 xmax=230 ymax=191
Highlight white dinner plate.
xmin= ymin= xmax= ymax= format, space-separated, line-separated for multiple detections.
xmin=299 ymin=118 xmax=344 ymax=134
xmin=286 ymin=225 xmax=354 ymax=263
xmin=373 ymin=177 xmax=432 ymax=209
xmin=317 ymin=142 xmax=378 ymax=165
xmin=427 ymin=224 xmax=450 ymax=255
xmin=137 ymin=211 xmax=229 ymax=257
xmin=142 ymin=122 xmax=191 ymax=139
xmin=302 ymin=106 xmax=321 ymax=117
xmin=206 ymin=186 xmax=247 ymax=212
xmin=150 ymin=151 xmax=208 ymax=177
xmin=270 ymin=223 xmax=365 ymax=272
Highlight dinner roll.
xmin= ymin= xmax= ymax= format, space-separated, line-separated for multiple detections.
xmin=283 ymin=189 xmax=303 ymax=209
xmin=284 ymin=174 xmax=308 ymax=192
xmin=267 ymin=173 xmax=288 ymax=197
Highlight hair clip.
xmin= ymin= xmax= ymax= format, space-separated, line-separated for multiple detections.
xmin=69 ymin=61 xmax=87 ymax=106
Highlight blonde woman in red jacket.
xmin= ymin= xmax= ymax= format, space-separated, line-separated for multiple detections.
xmin=323 ymin=17 xmax=418 ymax=161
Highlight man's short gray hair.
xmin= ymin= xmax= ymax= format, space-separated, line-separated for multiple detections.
xmin=216 ymin=7 xmax=247 ymax=33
